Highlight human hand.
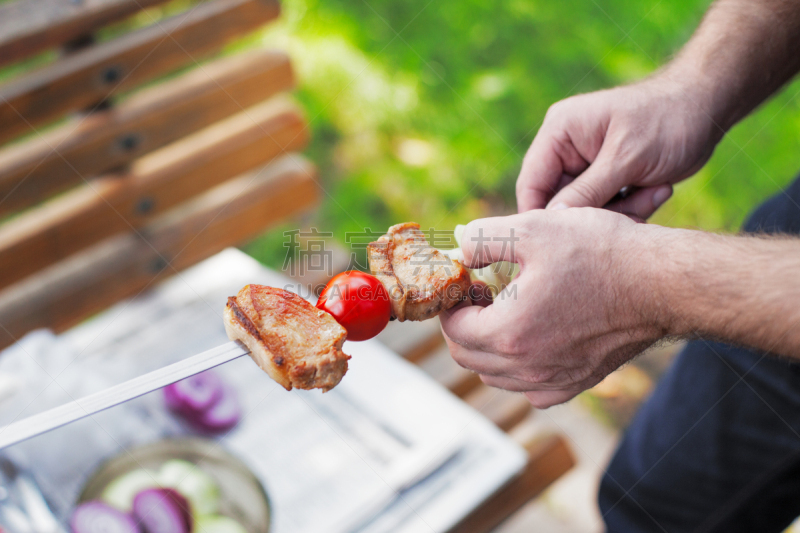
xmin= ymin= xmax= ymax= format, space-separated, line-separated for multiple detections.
xmin=439 ymin=208 xmax=669 ymax=408
xmin=516 ymin=79 xmax=721 ymax=219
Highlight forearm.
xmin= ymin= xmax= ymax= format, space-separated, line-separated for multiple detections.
xmin=656 ymin=0 xmax=800 ymax=132
xmin=638 ymin=226 xmax=800 ymax=357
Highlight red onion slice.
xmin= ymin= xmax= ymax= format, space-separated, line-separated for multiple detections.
xmin=132 ymin=488 xmax=192 ymax=533
xmin=70 ymin=501 xmax=140 ymax=533
xmin=163 ymin=371 xmax=224 ymax=418
xmin=189 ymin=386 xmax=241 ymax=434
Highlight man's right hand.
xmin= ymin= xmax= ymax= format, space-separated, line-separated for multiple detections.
xmin=516 ymin=79 xmax=722 ymax=219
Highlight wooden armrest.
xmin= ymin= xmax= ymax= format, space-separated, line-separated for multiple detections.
xmin=0 ymin=49 xmax=293 ymax=215
xmin=0 ymin=0 xmax=171 ymax=68
xmin=0 ymin=99 xmax=308 ymax=290
xmin=0 ymin=0 xmax=280 ymax=145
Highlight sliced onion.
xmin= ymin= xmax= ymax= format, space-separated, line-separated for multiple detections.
xmin=101 ymin=469 xmax=158 ymax=512
xmin=70 ymin=501 xmax=140 ymax=533
xmin=189 ymin=386 xmax=241 ymax=434
xmin=195 ymin=515 xmax=248 ymax=533
xmin=157 ymin=460 xmax=220 ymax=517
xmin=453 ymin=224 xmax=519 ymax=297
xmin=163 ymin=371 xmax=224 ymax=418
xmin=132 ymin=488 xmax=192 ymax=533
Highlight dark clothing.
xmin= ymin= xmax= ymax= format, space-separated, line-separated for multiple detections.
xmin=599 ymin=176 xmax=800 ymax=533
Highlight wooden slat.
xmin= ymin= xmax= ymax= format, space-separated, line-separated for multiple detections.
xmin=0 ymin=155 xmax=318 ymax=348
xmin=0 ymin=0 xmax=173 ymax=68
xmin=463 ymin=386 xmax=533 ymax=432
xmin=0 ymin=98 xmax=308 ymax=290
xmin=417 ymin=345 xmax=482 ymax=398
xmin=0 ymin=0 xmax=280 ymax=145
xmin=447 ymin=435 xmax=575 ymax=533
xmin=0 ymin=49 xmax=294 ymax=215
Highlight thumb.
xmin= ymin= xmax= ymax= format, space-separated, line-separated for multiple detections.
xmin=545 ymin=151 xmax=629 ymax=210
xmin=460 ymin=215 xmax=524 ymax=268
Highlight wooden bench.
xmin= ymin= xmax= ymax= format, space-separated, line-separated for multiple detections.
xmin=0 ymin=0 xmax=316 ymax=348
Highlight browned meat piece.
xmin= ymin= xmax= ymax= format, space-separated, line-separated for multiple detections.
xmin=224 ymin=284 xmax=349 ymax=392
xmin=368 ymin=222 xmax=471 ymax=321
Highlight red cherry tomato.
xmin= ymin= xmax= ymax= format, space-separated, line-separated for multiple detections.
xmin=316 ymin=271 xmax=391 ymax=341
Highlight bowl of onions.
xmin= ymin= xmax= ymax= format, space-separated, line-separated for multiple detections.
xmin=75 ymin=438 xmax=270 ymax=533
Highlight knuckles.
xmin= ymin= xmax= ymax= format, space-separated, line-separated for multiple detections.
xmin=493 ymin=333 xmax=527 ymax=358
xmin=544 ymin=97 xmax=578 ymax=123
xmin=543 ymin=101 xmax=564 ymax=122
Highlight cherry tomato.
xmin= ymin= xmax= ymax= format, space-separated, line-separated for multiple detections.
xmin=316 ymin=271 xmax=391 ymax=341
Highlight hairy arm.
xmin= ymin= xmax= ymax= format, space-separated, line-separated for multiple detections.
xmin=517 ymin=0 xmax=800 ymax=215
xmin=648 ymin=227 xmax=800 ymax=356
xmin=439 ymin=209 xmax=800 ymax=408
xmin=664 ymin=0 xmax=800 ymax=131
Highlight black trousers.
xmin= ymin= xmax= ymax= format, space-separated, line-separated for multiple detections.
xmin=599 ymin=176 xmax=800 ymax=533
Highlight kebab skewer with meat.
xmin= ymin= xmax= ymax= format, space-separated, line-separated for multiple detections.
xmin=224 ymin=222 xmax=478 ymax=391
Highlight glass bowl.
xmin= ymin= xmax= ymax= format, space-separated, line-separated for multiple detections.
xmin=78 ymin=437 xmax=270 ymax=532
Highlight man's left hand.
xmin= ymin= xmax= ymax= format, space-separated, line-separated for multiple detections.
xmin=440 ymin=208 xmax=668 ymax=408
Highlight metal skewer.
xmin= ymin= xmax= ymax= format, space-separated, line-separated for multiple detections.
xmin=0 ymin=341 xmax=249 ymax=450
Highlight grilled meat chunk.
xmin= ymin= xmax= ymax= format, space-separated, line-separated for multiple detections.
xmin=368 ymin=222 xmax=470 ymax=321
xmin=224 ymin=284 xmax=349 ymax=392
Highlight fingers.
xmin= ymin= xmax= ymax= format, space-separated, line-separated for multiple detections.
xmin=478 ymin=374 xmax=535 ymax=392
xmin=481 ymin=376 xmax=582 ymax=408
xmin=516 ymin=125 xmax=590 ymax=212
xmin=478 ymin=374 xmax=581 ymax=409
xmin=459 ymin=214 xmax=527 ymax=268
xmin=545 ymin=148 xmax=631 ymax=210
xmin=440 ymin=302 xmax=495 ymax=355
xmin=441 ymin=296 xmax=521 ymax=375
xmin=468 ymin=281 xmax=493 ymax=307
xmin=444 ymin=307 xmax=585 ymax=408
xmin=447 ymin=342 xmax=512 ymax=376
xmin=524 ymin=390 xmax=580 ymax=409
xmin=606 ymin=184 xmax=672 ymax=220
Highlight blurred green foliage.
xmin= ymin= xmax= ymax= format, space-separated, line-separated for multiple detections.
xmin=238 ymin=0 xmax=800 ymax=268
